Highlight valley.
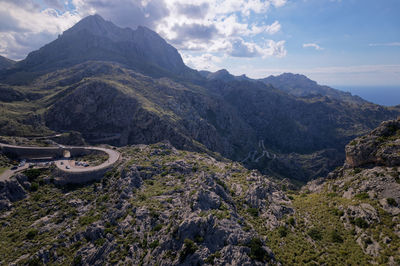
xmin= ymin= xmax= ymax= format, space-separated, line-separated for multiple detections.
xmin=0 ymin=13 xmax=399 ymax=265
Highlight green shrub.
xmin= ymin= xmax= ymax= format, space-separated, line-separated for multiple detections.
xmin=215 ymin=179 xmax=228 ymax=191
xmin=387 ymin=198 xmax=398 ymax=206
xmin=24 ymin=169 xmax=42 ymax=181
xmin=149 ymin=240 xmax=159 ymax=249
xmin=194 ymin=235 xmax=204 ymax=243
xmin=278 ymin=226 xmax=288 ymax=237
xmin=288 ymin=217 xmax=295 ymax=226
xmin=180 ymin=239 xmax=198 ymax=262
xmin=153 ymin=224 xmax=163 ymax=232
xmin=248 ymin=238 xmax=269 ymax=262
xmin=205 ymin=251 xmax=221 ymax=264
xmin=355 ymin=192 xmax=369 ymax=200
xmin=78 ymin=215 xmax=99 ymax=226
xmin=94 ymin=238 xmax=106 ymax=247
xmin=247 ymin=207 xmax=259 ymax=217
xmin=26 ymin=229 xmax=38 ymax=240
xmin=353 ymin=168 xmax=362 ymax=174
xmin=27 ymin=256 xmax=41 ymax=266
xmin=331 ymin=208 xmax=344 ymax=217
xmin=307 ymin=228 xmax=322 ymax=241
xmin=30 ymin=182 xmax=39 ymax=192
xmin=354 ymin=218 xmax=369 ymax=229
xmin=330 ymin=230 xmax=343 ymax=243
xmin=72 ymin=255 xmax=82 ymax=266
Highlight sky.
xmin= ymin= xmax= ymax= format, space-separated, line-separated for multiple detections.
xmin=0 ymin=0 xmax=399 ymax=86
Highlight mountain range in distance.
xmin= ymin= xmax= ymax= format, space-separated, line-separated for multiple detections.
xmin=0 ymin=14 xmax=399 ymax=183
xmin=0 ymin=14 xmax=400 ymax=265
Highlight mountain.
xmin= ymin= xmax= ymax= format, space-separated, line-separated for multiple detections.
xmin=0 ymin=15 xmax=399 ymax=183
xmin=298 ymin=118 xmax=400 ymax=264
xmin=1 ymin=120 xmax=399 ymax=264
xmin=200 ymin=69 xmax=251 ymax=82
xmin=0 ymin=55 xmax=15 ymax=70
xmin=260 ymin=73 xmax=365 ymax=103
xmin=0 ymin=14 xmax=197 ymax=84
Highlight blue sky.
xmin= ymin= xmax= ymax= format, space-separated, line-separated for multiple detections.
xmin=0 ymin=0 xmax=399 ymax=86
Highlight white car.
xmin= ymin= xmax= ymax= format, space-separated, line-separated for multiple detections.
xmin=66 ymin=165 xmax=70 ymax=169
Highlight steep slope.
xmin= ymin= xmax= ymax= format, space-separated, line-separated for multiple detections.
xmin=0 ymin=142 xmax=292 ymax=265
xmin=0 ymin=55 xmax=15 ymax=70
xmin=260 ymin=73 xmax=365 ymax=104
xmin=290 ymin=118 xmax=400 ymax=264
xmin=0 ymin=15 xmax=399 ymax=183
xmin=0 ymin=60 xmax=399 ymax=182
xmin=0 ymin=15 xmax=197 ymax=84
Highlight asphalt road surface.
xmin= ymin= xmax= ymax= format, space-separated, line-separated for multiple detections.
xmin=0 ymin=143 xmax=120 ymax=180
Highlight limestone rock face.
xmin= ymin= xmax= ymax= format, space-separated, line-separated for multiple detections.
xmin=345 ymin=118 xmax=400 ymax=167
xmin=17 ymin=14 xmax=194 ymax=79
xmin=0 ymin=174 xmax=28 ymax=210
xmin=303 ymin=118 xmax=400 ymax=261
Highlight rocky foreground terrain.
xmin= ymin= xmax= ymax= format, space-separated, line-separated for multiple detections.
xmin=0 ymin=142 xmax=292 ymax=265
xmin=0 ymin=118 xmax=399 ymax=265
xmin=303 ymin=118 xmax=400 ymax=264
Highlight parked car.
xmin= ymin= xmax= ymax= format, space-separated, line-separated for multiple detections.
xmin=11 ymin=166 xmax=18 ymax=170
xmin=66 ymin=165 xmax=70 ymax=169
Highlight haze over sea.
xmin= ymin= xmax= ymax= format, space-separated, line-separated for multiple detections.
xmin=335 ymin=86 xmax=400 ymax=107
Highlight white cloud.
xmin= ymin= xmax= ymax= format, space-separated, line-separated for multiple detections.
xmin=0 ymin=0 xmax=288 ymax=61
xmin=0 ymin=1 xmax=81 ymax=59
xmin=182 ymin=53 xmax=223 ymax=71
xmin=369 ymin=42 xmax=400 ymax=47
xmin=303 ymin=43 xmax=324 ymax=50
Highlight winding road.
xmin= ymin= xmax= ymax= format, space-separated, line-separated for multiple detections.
xmin=54 ymin=147 xmax=120 ymax=173
xmin=0 ymin=143 xmax=120 ymax=181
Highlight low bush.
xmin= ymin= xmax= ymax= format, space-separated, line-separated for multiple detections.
xmin=330 ymin=230 xmax=343 ymax=243
xmin=387 ymin=198 xmax=398 ymax=207
xmin=26 ymin=229 xmax=38 ymax=240
xmin=278 ymin=226 xmax=288 ymax=237
xmin=248 ymin=238 xmax=269 ymax=262
xmin=307 ymin=228 xmax=322 ymax=241
xmin=354 ymin=218 xmax=369 ymax=229
xmin=247 ymin=207 xmax=259 ymax=217
xmin=180 ymin=239 xmax=198 ymax=262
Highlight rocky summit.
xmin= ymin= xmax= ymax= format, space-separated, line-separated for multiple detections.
xmin=0 ymin=14 xmax=400 ymax=265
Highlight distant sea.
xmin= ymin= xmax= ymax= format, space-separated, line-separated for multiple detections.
xmin=334 ymin=86 xmax=400 ymax=107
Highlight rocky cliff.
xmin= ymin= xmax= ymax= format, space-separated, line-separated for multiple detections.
xmin=345 ymin=118 xmax=400 ymax=167
xmin=0 ymin=142 xmax=292 ymax=265
xmin=0 ymin=15 xmax=399 ymax=183
xmin=300 ymin=118 xmax=400 ymax=264
xmin=2 ymin=15 xmax=196 ymax=84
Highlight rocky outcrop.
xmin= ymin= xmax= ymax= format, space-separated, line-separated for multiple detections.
xmin=0 ymin=143 xmax=292 ymax=265
xmin=0 ymin=174 xmax=28 ymax=210
xmin=346 ymin=118 xmax=400 ymax=167
xmin=1 ymin=15 xmax=399 ymax=183
xmin=302 ymin=118 xmax=400 ymax=261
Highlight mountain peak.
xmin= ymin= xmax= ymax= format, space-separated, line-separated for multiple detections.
xmin=63 ymin=14 xmax=127 ymax=42
xmin=0 ymin=55 xmax=16 ymax=70
xmin=5 ymin=14 xmax=194 ymax=82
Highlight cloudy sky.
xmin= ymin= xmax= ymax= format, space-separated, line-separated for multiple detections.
xmin=0 ymin=0 xmax=399 ymax=86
